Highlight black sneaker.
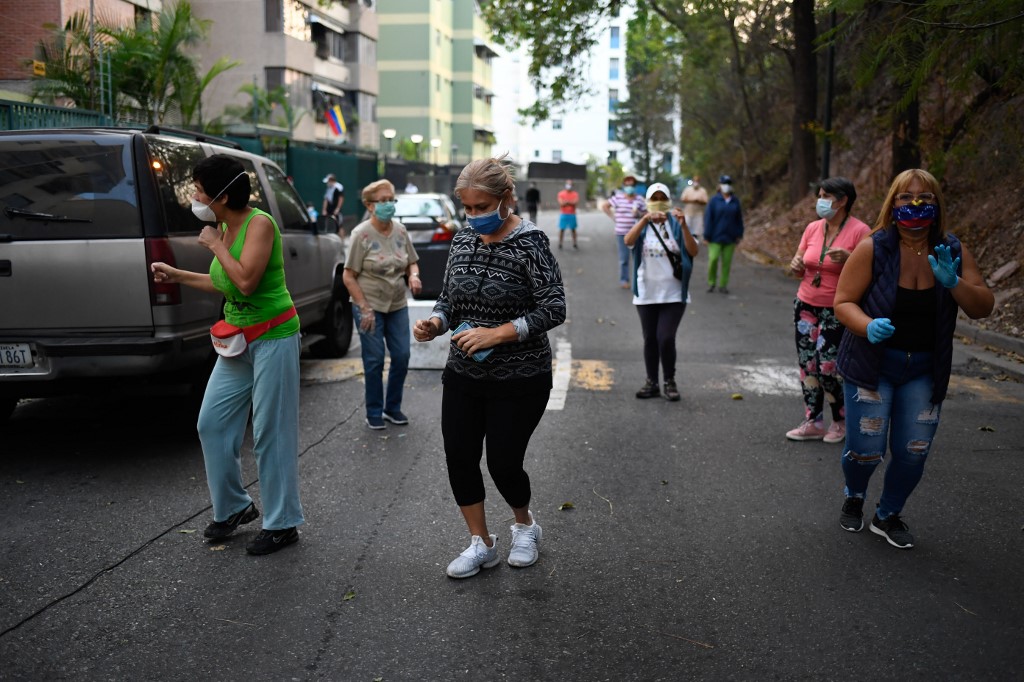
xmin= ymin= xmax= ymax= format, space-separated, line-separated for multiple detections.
xmin=869 ymin=513 xmax=914 ymax=549
xmin=719 ymin=287 xmax=730 ymax=294
xmin=663 ymin=380 xmax=681 ymax=401
xmin=635 ymin=379 xmax=660 ymax=399
xmin=246 ymin=527 xmax=299 ymax=555
xmin=383 ymin=410 xmax=409 ymax=425
xmin=839 ymin=497 xmax=864 ymax=532
xmin=203 ymin=502 xmax=259 ymax=540
xmin=707 ymin=284 xmax=715 ymax=293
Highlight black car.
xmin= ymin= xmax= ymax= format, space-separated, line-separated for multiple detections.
xmin=391 ymin=193 xmax=464 ymax=299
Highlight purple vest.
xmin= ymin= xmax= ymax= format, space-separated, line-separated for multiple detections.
xmin=836 ymin=228 xmax=962 ymax=404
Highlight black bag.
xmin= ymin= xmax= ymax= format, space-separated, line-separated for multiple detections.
xmin=649 ymin=222 xmax=683 ymax=280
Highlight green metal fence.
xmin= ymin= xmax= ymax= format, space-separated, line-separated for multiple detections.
xmin=0 ymin=99 xmax=111 ymax=130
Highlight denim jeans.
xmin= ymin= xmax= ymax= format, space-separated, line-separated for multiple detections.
xmin=353 ymin=305 xmax=410 ymax=419
xmin=616 ymin=233 xmax=631 ymax=284
xmin=841 ymin=348 xmax=942 ymax=520
xmin=197 ymin=333 xmax=304 ymax=530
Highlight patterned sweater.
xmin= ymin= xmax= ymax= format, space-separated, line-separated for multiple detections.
xmin=432 ymin=221 xmax=566 ymax=382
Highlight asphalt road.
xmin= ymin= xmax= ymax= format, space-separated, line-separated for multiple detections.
xmin=2 ymin=211 xmax=1023 ymax=681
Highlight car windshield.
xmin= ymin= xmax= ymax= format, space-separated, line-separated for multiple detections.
xmin=0 ymin=136 xmax=141 ymax=239
xmin=395 ymin=197 xmax=444 ymax=218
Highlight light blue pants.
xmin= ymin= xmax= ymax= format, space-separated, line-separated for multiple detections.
xmin=352 ymin=306 xmax=411 ymax=419
xmin=842 ymin=349 xmax=941 ymax=520
xmin=197 ymin=334 xmax=304 ymax=531
xmin=616 ymin=233 xmax=631 ymax=284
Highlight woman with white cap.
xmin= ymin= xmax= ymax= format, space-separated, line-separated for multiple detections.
xmin=623 ymin=183 xmax=698 ymax=401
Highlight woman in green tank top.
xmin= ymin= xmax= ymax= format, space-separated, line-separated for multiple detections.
xmin=150 ymin=154 xmax=303 ymax=556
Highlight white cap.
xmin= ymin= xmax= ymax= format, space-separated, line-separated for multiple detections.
xmin=646 ymin=182 xmax=671 ymax=200
xmin=323 ymin=174 xmax=335 ymax=183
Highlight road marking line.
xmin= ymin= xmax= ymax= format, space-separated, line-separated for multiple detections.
xmin=704 ymin=361 xmax=801 ymax=396
xmin=547 ymin=339 xmax=572 ymax=410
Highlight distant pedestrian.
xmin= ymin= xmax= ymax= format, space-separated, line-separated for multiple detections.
xmin=306 ymin=203 xmax=318 ymax=222
xmin=785 ymin=177 xmax=871 ymax=444
xmin=525 ymin=181 xmax=541 ymax=223
xmin=343 ymin=179 xmax=422 ymax=430
xmin=623 ymin=182 xmax=698 ymax=401
xmin=557 ymin=179 xmax=580 ymax=250
xmin=833 ymin=168 xmax=993 ymax=549
xmin=602 ymin=174 xmax=646 ymax=288
xmin=150 ymin=154 xmax=303 ymax=555
xmin=680 ymin=176 xmax=708 ymax=242
xmin=404 ymin=177 xmax=419 ymax=194
xmin=703 ymin=174 xmax=744 ymax=294
xmin=323 ymin=173 xmax=345 ymax=238
xmin=413 ymin=156 xmax=566 ymax=579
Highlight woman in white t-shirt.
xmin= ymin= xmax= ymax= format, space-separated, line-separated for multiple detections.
xmin=623 ymin=183 xmax=699 ymax=401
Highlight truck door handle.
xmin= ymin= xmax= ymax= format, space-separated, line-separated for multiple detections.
xmin=0 ymin=260 xmax=10 ymax=276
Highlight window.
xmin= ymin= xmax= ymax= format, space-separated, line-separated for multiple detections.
xmin=0 ymin=138 xmax=142 ymax=239
xmin=552 ymin=150 xmax=563 ymax=163
xmin=609 ymin=58 xmax=620 ymax=80
xmin=552 ymin=119 xmax=562 ymax=130
xmin=608 ymin=150 xmax=618 ymax=162
xmin=436 ymin=29 xmax=441 ymax=47
xmin=534 ymin=150 xmax=540 ymax=158
xmin=609 ymin=88 xmax=619 ymax=112
xmin=266 ymin=67 xmax=313 ymax=110
xmin=264 ymin=164 xmax=310 ymax=231
xmin=610 ymin=27 xmax=620 ymax=49
xmin=436 ymin=74 xmax=440 ymax=91
xmin=608 ymin=122 xmax=617 ymax=141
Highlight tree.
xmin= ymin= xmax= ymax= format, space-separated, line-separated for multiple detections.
xmin=30 ymin=11 xmax=116 ymax=112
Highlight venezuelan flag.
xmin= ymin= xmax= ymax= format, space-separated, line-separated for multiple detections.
xmin=326 ymin=106 xmax=342 ymax=136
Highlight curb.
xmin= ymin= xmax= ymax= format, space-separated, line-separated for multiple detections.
xmin=955 ymin=319 xmax=1024 ymax=381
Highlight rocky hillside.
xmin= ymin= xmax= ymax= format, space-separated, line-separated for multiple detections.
xmin=741 ymin=92 xmax=1024 ymax=344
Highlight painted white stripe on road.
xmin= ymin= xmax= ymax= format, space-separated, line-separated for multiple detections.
xmin=547 ymin=339 xmax=572 ymax=410
xmin=704 ymin=360 xmax=801 ymax=396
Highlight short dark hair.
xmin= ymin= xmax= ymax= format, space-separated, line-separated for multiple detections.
xmin=192 ymin=154 xmax=251 ymax=210
xmin=818 ymin=176 xmax=857 ymax=213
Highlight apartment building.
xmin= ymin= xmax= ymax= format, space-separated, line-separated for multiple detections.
xmin=0 ymin=0 xmax=161 ymax=101
xmin=376 ymin=0 xmax=497 ymax=165
xmin=191 ymin=0 xmax=379 ymax=148
xmin=491 ymin=5 xmax=642 ymax=177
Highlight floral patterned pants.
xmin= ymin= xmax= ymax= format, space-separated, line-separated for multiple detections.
xmin=793 ymin=298 xmax=845 ymax=422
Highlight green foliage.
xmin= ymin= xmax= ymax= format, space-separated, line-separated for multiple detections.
xmin=29 ymin=0 xmax=236 ymax=127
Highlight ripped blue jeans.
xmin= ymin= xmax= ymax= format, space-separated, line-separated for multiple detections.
xmin=841 ymin=349 xmax=942 ymax=520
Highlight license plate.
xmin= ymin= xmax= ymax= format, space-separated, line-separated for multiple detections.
xmin=0 ymin=343 xmax=33 ymax=369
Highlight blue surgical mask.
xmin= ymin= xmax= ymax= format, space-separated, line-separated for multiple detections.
xmin=816 ymin=198 xmax=836 ymax=220
xmin=623 ymin=185 xmax=636 ymax=195
xmin=467 ymin=201 xmax=507 ymax=235
xmin=374 ymin=200 xmax=396 ymax=221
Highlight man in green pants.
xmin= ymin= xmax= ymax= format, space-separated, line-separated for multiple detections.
xmin=703 ymin=174 xmax=745 ymax=294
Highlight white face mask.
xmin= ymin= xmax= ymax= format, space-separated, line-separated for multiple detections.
xmin=191 ymin=171 xmax=246 ymax=223
xmin=720 ymin=184 xmax=732 ymax=194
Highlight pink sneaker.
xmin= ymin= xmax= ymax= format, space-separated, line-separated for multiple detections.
xmin=823 ymin=420 xmax=846 ymax=444
xmin=786 ymin=419 xmax=827 ymax=441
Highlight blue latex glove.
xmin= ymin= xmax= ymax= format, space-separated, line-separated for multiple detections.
xmin=866 ymin=317 xmax=895 ymax=344
xmin=928 ymin=244 xmax=961 ymax=289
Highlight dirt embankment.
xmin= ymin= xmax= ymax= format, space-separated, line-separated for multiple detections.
xmin=741 ymin=92 xmax=1024 ymax=342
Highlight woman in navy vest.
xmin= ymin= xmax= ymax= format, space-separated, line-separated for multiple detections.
xmin=833 ymin=169 xmax=993 ymax=549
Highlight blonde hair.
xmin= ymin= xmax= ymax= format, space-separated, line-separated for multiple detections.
xmin=874 ymin=169 xmax=947 ymax=243
xmin=361 ymin=179 xmax=395 ymax=204
xmin=454 ymin=154 xmax=516 ymax=201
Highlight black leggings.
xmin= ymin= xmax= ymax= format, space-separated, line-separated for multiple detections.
xmin=441 ymin=383 xmax=550 ymax=508
xmin=636 ymin=302 xmax=686 ymax=383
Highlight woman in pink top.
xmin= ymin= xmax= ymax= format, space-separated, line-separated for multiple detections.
xmin=786 ymin=177 xmax=871 ymax=444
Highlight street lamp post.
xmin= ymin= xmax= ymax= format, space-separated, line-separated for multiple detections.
xmin=382 ymin=128 xmax=397 ymax=157
xmin=430 ymin=137 xmax=441 ymax=166
xmin=410 ymin=134 xmax=424 ymax=162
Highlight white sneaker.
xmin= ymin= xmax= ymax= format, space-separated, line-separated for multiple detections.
xmin=446 ymin=534 xmax=500 ymax=579
xmin=508 ymin=512 xmax=543 ymax=568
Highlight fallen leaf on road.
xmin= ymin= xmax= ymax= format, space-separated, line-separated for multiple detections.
xmin=343 ymin=590 xmax=356 ymax=601
xmin=178 ymin=529 xmax=196 ymax=534
xmin=596 ymin=317 xmax=604 ymax=324
xmin=731 ymin=393 xmax=743 ymax=400
xmin=209 ymin=545 xmax=227 ymax=551
xmin=978 ymin=425 xmax=995 ymax=431
xmin=558 ymin=502 xmax=575 ymax=511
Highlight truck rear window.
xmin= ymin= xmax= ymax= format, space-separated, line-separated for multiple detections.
xmin=0 ymin=138 xmax=142 ymax=239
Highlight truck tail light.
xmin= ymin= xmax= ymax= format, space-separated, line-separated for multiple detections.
xmin=144 ymin=237 xmax=182 ymax=305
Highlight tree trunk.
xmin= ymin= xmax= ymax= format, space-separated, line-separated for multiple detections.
xmin=892 ymin=94 xmax=921 ymax=174
xmin=789 ymin=0 xmax=818 ymax=203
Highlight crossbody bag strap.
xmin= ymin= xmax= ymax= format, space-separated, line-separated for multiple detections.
xmin=648 ymin=221 xmax=681 ymax=264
